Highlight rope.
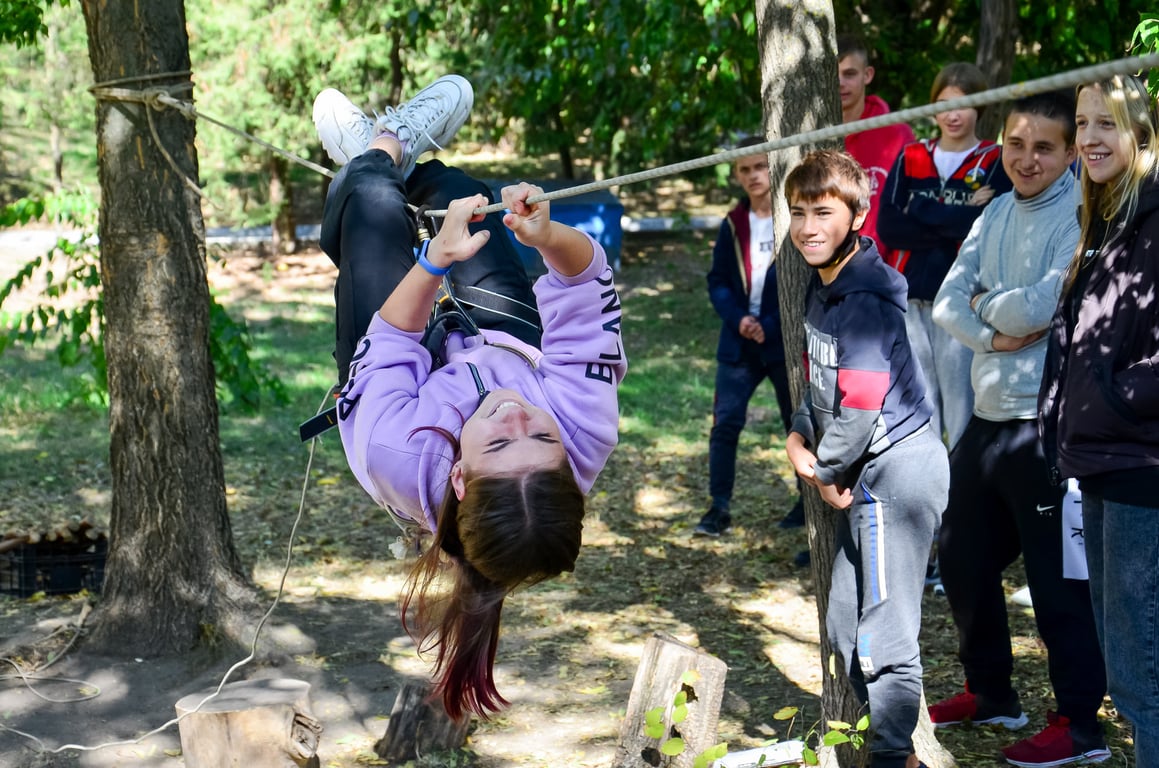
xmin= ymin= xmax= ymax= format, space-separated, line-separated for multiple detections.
xmin=88 ymin=52 xmax=1158 ymax=221
xmin=0 ymin=389 xmax=331 ymax=756
xmin=425 ymin=51 xmax=1159 ymax=219
xmin=90 ymin=79 xmax=335 ymax=193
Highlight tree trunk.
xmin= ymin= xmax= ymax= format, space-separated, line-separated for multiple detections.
xmin=78 ymin=0 xmax=258 ymax=656
xmin=176 ymin=679 xmax=322 ymax=768
xmin=753 ymin=4 xmax=952 ymax=765
xmin=45 ymin=19 xmax=63 ymax=190
xmin=269 ymin=154 xmax=297 ymax=255
xmin=975 ymin=0 xmax=1017 ymax=141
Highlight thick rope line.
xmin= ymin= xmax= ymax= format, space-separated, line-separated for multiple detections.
xmin=426 ymin=52 xmax=1159 ymax=219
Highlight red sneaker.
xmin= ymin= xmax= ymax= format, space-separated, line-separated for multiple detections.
xmin=928 ymin=685 xmax=1028 ymax=729
xmin=1001 ymin=712 xmax=1111 ymax=767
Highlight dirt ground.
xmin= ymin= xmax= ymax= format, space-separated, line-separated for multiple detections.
xmin=0 ymin=227 xmax=1133 ymax=768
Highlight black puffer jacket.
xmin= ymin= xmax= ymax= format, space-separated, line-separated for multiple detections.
xmin=1039 ymin=174 xmax=1159 ymax=484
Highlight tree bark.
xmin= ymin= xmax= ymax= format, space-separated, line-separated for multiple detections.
xmin=269 ymin=154 xmax=297 ymax=255
xmin=753 ymin=4 xmax=953 ymax=765
xmin=975 ymin=0 xmax=1017 ymax=141
xmin=78 ymin=0 xmax=258 ymax=656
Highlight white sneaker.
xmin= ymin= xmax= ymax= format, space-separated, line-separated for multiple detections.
xmin=312 ymin=88 xmax=375 ymax=166
xmin=375 ymin=74 xmax=474 ymax=177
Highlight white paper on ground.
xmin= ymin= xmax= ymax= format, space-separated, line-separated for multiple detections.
xmin=713 ymin=740 xmax=806 ymax=768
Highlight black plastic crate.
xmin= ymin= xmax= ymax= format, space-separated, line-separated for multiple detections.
xmin=0 ymin=538 xmax=107 ymax=597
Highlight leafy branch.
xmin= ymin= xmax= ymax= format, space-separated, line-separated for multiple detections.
xmin=641 ymin=669 xmax=727 ymax=768
xmin=0 ymin=190 xmax=287 ymax=411
xmin=772 ymin=705 xmax=869 ymax=766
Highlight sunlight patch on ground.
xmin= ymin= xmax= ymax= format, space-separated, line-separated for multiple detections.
xmin=633 ymin=486 xmax=681 ymax=518
xmin=734 ymin=589 xmax=823 ymax=696
xmin=254 ymin=563 xmax=409 ymax=602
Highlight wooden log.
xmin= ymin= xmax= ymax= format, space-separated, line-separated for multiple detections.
xmin=374 ymin=682 xmax=470 ymax=762
xmin=612 ymin=632 xmax=729 ymax=768
xmin=0 ymin=536 xmax=29 ymax=555
xmin=175 ymin=678 xmax=322 ymax=768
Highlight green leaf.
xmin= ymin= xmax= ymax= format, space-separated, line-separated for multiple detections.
xmin=773 ymin=706 xmax=799 ymax=721
xmin=660 ymin=737 xmax=685 ymax=756
xmin=855 ymin=714 xmax=870 ymax=731
xmin=645 ymin=707 xmax=664 ymax=727
xmin=672 ymin=703 xmax=688 ymax=724
xmin=645 ymin=722 xmax=666 ymax=739
xmin=803 ymin=746 xmax=819 ymax=765
xmin=821 ymin=731 xmax=850 ymax=747
xmin=680 ymin=669 xmax=701 ymax=685
xmin=826 ymin=720 xmax=851 ymax=731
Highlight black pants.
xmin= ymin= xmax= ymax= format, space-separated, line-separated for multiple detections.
xmin=939 ymin=416 xmax=1106 ymax=734
xmin=319 ymin=150 xmax=540 ymax=383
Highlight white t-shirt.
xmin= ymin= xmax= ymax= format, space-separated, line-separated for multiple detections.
xmin=748 ymin=212 xmax=774 ymax=316
xmin=933 ymin=142 xmax=979 ymax=181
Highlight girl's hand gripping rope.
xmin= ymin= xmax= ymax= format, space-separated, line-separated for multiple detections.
xmin=426 ymin=193 xmax=492 ymax=270
xmin=501 ymin=182 xmax=594 ymax=277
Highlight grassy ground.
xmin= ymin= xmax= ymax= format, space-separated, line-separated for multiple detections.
xmin=0 ymin=184 xmax=1136 ymax=766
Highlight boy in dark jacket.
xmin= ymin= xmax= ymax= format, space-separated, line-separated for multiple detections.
xmin=785 ymin=149 xmax=948 ymax=768
xmin=694 ymin=136 xmax=797 ymax=536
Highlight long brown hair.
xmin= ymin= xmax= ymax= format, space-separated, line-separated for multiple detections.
xmin=1067 ymin=75 xmax=1159 ymax=291
xmin=400 ymin=459 xmax=585 ymax=720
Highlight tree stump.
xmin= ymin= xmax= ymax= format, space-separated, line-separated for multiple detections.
xmin=175 ymin=678 xmax=322 ymax=768
xmin=374 ymin=682 xmax=470 ymax=761
xmin=612 ymin=632 xmax=729 ymax=768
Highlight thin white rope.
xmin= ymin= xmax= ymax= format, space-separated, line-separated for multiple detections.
xmin=425 ymin=52 xmax=1159 ymax=219
xmin=90 ymin=84 xmax=336 ymax=181
xmin=0 ymin=388 xmax=331 ymax=755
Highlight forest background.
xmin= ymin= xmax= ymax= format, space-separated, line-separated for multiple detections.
xmin=3 ymin=0 xmax=1157 ymax=244
xmin=1 ymin=2 xmax=1158 ymax=768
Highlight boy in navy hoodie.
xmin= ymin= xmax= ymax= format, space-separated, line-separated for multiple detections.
xmin=785 ymin=149 xmax=949 ymax=768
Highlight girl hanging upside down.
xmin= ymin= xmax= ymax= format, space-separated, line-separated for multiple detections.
xmin=312 ymin=76 xmax=626 ymax=720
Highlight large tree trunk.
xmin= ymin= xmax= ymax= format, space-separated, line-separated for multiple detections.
xmin=753 ymin=4 xmax=953 ymax=765
xmin=975 ymin=0 xmax=1017 ymax=141
xmin=78 ymin=0 xmax=258 ymax=656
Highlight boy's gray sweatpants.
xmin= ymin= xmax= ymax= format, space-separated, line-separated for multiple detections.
xmin=826 ymin=426 xmax=948 ymax=768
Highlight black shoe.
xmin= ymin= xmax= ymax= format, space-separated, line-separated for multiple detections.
xmin=694 ymin=507 xmax=732 ymax=537
xmin=793 ymin=549 xmax=811 ymax=568
xmin=778 ymin=499 xmax=806 ymax=529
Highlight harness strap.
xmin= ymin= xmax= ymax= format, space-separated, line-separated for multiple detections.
xmin=450 ymin=284 xmax=541 ymax=331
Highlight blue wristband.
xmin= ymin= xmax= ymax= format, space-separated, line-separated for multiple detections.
xmin=416 ymin=240 xmax=451 ymax=276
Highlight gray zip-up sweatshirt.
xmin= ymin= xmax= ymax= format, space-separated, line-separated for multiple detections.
xmin=933 ymin=171 xmax=1079 ymax=420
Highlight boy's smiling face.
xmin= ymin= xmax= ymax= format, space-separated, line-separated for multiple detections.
xmin=1002 ymin=111 xmax=1076 ymax=199
xmin=789 ymin=193 xmax=867 ymax=281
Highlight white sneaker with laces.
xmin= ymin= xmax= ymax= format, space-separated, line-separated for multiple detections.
xmin=375 ymin=74 xmax=474 ymax=177
xmin=312 ymin=88 xmax=375 ymax=166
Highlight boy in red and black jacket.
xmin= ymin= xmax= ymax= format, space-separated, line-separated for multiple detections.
xmin=877 ymin=62 xmax=1011 ymax=450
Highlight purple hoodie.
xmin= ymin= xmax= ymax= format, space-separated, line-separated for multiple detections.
xmin=337 ymin=235 xmax=626 ymax=532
